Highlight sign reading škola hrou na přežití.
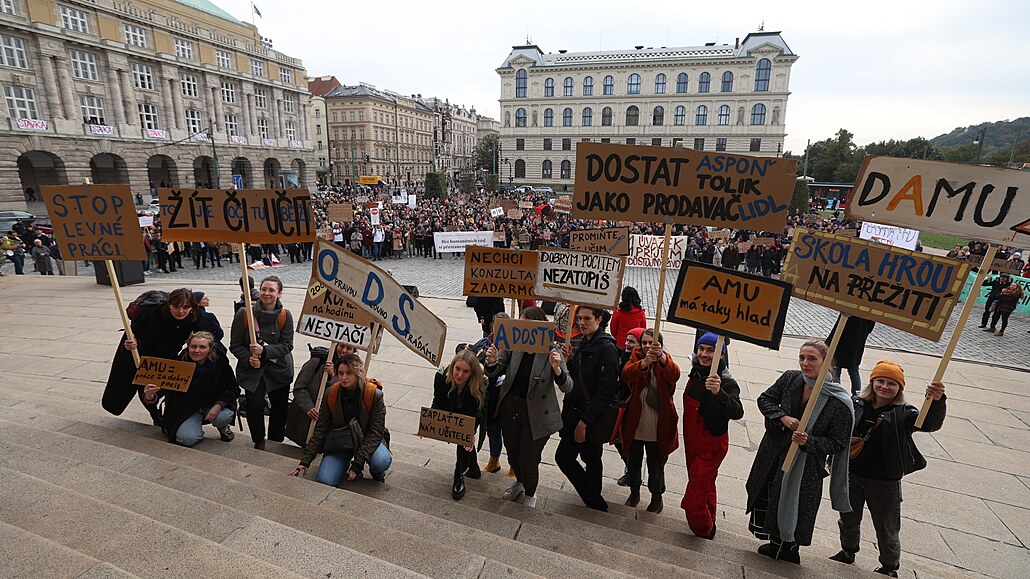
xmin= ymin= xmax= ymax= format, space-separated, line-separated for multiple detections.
xmin=572 ymin=142 xmax=797 ymax=232
xmin=846 ymin=156 xmax=1030 ymax=247
xmin=780 ymin=227 xmax=971 ymax=342
xmin=158 ymin=188 xmax=315 ymax=244
xmin=41 ymin=184 xmax=147 ymax=261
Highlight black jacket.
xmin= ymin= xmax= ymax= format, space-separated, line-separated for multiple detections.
xmin=432 ymin=371 xmax=483 ymax=424
xmin=850 ymin=394 xmax=947 ymax=480
xmin=562 ymin=330 xmax=620 ymax=436
xmin=685 ymin=356 xmax=744 ymax=436
xmin=156 ymin=352 xmax=240 ymax=444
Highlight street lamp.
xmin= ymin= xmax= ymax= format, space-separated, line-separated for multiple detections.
xmin=503 ymin=157 xmax=512 ymax=186
xmin=973 ymin=125 xmax=987 ymax=165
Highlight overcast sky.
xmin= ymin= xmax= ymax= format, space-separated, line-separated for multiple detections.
xmin=221 ymin=0 xmax=1028 ymax=154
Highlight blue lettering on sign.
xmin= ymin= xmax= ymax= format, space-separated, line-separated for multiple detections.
xmin=317 ymin=249 xmax=339 ymax=280
xmin=393 ymin=293 xmax=413 ymax=335
xmin=494 ymin=323 xmax=510 ymax=351
xmin=362 ymin=272 xmax=384 ymax=307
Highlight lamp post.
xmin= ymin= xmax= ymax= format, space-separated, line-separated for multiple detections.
xmin=207 ymin=121 xmax=220 ymax=188
xmin=503 ymin=157 xmax=512 ymax=185
xmin=974 ymin=125 xmax=987 ymax=165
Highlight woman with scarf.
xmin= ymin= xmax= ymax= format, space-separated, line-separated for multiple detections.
xmin=285 ymin=343 xmax=357 ymax=447
xmin=745 ymin=340 xmax=854 ymax=563
xmin=432 ymin=348 xmax=487 ymax=500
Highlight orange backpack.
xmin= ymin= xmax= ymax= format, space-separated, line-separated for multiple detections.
xmin=327 ymin=377 xmax=382 ymax=415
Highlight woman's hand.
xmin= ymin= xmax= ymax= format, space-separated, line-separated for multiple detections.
xmin=123 ymin=339 xmax=137 ymax=352
xmin=324 ymin=360 xmax=335 ymax=376
xmin=288 ymin=465 xmax=307 ymax=477
xmin=561 ymin=343 xmax=571 ymax=359
xmin=574 ymin=420 xmax=587 ymax=444
xmin=549 ymin=348 xmax=562 ymax=373
xmin=791 ymin=430 xmax=809 ymax=447
xmin=249 ymin=355 xmax=261 ymax=369
xmin=306 ymin=408 xmax=319 ymax=420
xmin=926 ymin=380 xmax=945 ymax=401
xmin=485 ymin=344 xmax=498 ymax=365
xmin=347 ymin=469 xmax=359 ymax=481
xmin=780 ymin=416 xmax=800 ymax=431
xmin=143 ymin=384 xmax=160 ymax=401
xmin=249 ymin=343 xmax=264 ymax=357
xmin=705 ymin=375 xmax=721 ymax=395
xmin=204 ymin=403 xmax=222 ymax=422
xmin=463 ymin=445 xmax=475 ymax=452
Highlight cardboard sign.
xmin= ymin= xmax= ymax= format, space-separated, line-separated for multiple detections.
xmin=157 ymin=188 xmax=315 ymax=244
xmin=709 ymin=229 xmax=731 ymax=240
xmin=463 ymin=246 xmax=537 ymax=299
xmin=433 ymin=231 xmax=494 ymax=253
xmin=552 ymin=196 xmax=573 ymax=213
xmin=572 ymin=142 xmax=796 ymax=230
xmin=954 ymin=254 xmax=1024 ymax=276
xmin=490 ymin=207 xmax=504 ymax=218
xmin=492 ymin=318 xmax=554 ymax=354
xmin=138 ymin=215 xmax=154 ymax=228
xmin=667 ymin=261 xmax=791 ymax=349
xmin=518 ymin=200 xmax=535 ymax=209
xmin=627 ymin=234 xmax=695 ymax=268
xmin=41 ymin=184 xmax=147 ymax=260
xmin=518 ymin=233 xmax=531 ymax=245
xmin=493 ymin=231 xmax=506 ymax=243
xmin=132 ymin=356 xmax=196 ymax=393
xmin=847 ymin=156 xmax=1030 ymax=246
xmin=369 ymin=206 xmax=380 ymax=225
xmin=569 ymin=227 xmax=631 ymax=256
xmin=314 ymin=240 xmax=447 ymax=366
xmin=507 ymin=209 xmax=523 ymax=219
xmin=780 ymin=228 xmax=970 ymax=341
xmin=534 ymin=248 xmax=626 ymax=309
xmin=749 ymin=237 xmax=777 ymax=247
xmin=297 ymin=279 xmax=376 ymax=349
xmin=859 ymin=221 xmax=919 ymax=250
xmin=328 ymin=203 xmax=354 ymax=223
xmin=418 ymin=407 xmax=475 ymax=446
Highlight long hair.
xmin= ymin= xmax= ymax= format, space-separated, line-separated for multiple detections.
xmin=445 ymin=348 xmax=485 ymax=409
xmin=186 ymin=331 xmax=218 ymax=362
xmin=335 ymin=353 xmax=366 ymax=386
xmin=858 ymin=380 xmax=906 ymax=405
xmin=619 ymin=286 xmax=642 ymax=312
xmin=167 ymin=288 xmax=199 ymax=322
xmin=521 ymin=306 xmax=547 ymax=321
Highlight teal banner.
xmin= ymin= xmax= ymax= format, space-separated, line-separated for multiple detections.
xmin=959 ymin=272 xmax=1030 ymax=315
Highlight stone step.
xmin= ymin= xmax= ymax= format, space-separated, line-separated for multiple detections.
xmin=0 ymin=520 xmax=139 ymax=579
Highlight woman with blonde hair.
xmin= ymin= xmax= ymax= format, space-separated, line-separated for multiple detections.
xmin=432 ymin=348 xmax=486 ymax=500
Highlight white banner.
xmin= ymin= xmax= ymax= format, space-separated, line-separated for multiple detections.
xmin=859 ymin=221 xmax=920 ymax=251
xmin=408 ymin=194 xmax=417 ymax=209
xmin=626 ymin=234 xmax=695 ymax=269
xmin=534 ymin=248 xmax=626 ymax=309
xmin=296 ymin=313 xmax=372 ymax=349
xmin=434 ymin=231 xmax=494 ymax=253
xmin=138 ymin=215 xmax=154 ymax=228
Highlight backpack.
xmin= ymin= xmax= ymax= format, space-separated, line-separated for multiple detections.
xmin=241 ymin=306 xmax=287 ymax=335
xmin=327 ymin=377 xmax=383 ymax=415
xmin=126 ymin=290 xmax=168 ymax=321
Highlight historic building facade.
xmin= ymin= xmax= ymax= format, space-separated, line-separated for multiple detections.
xmin=419 ymin=96 xmax=478 ymax=180
xmin=0 ymin=0 xmax=316 ymax=209
xmin=496 ymin=32 xmax=797 ymax=189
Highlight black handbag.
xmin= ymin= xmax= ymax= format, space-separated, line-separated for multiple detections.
xmin=322 ymin=426 xmax=354 ymax=454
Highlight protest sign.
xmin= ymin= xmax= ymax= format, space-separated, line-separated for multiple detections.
xmin=392 ymin=192 xmax=408 ymax=204
xmin=297 ymin=279 xmax=376 ymax=349
xmin=369 ymin=206 xmax=381 ymax=225
xmin=157 ymin=188 xmax=315 ymax=244
xmin=959 ymin=271 xmax=1030 ymax=314
xmin=749 ymin=237 xmax=777 ymax=247
xmin=490 ymin=207 xmax=504 ymax=218
xmin=328 ymin=203 xmax=353 ymax=223
xmin=314 ymin=240 xmax=447 ymax=366
xmin=418 ymin=407 xmax=475 ymax=446
xmin=41 ymin=184 xmax=146 ymax=260
xmin=408 ymin=194 xmax=417 ymax=209
xmin=626 ymin=234 xmax=694 ymax=268
xmin=507 ymin=209 xmax=523 ymax=219
xmin=570 ymin=226 xmax=631 ymax=256
xmin=954 ymin=253 xmax=1023 ymax=276
xmin=463 ymin=246 xmax=537 ymax=299
xmin=434 ymin=231 xmax=494 ymax=253
xmin=138 ymin=215 xmax=154 ymax=228
xmin=847 ymin=156 xmax=1030 ymax=246
xmin=667 ymin=261 xmax=791 ymax=349
xmin=572 ymin=142 xmax=796 ymax=231
xmin=552 ymin=196 xmax=573 ymax=213
xmin=859 ymin=221 xmax=919 ymax=250
xmin=534 ymin=248 xmax=626 ymax=308
xmin=492 ymin=318 xmax=554 ymax=354
xmin=518 ymin=233 xmax=531 ymax=246
xmin=709 ymin=229 xmax=731 ymax=240
xmin=132 ymin=357 xmax=196 ymax=393
xmin=493 ymin=231 xmax=506 ymax=243
xmin=518 ymin=200 xmax=535 ymax=209
xmin=780 ymin=227 xmax=970 ymax=341
xmin=498 ymin=199 xmax=517 ymax=213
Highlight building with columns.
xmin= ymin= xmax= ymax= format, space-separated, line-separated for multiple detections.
xmin=0 ymin=0 xmax=317 ymax=210
xmin=418 ymin=96 xmax=478 ymax=181
xmin=496 ymin=31 xmax=796 ymax=190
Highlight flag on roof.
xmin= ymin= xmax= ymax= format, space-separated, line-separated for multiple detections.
xmin=251 ymin=3 xmax=262 ymax=17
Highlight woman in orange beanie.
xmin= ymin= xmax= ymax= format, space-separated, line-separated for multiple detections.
xmin=829 ymin=360 xmax=947 ymax=577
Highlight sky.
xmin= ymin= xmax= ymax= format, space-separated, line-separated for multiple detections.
xmin=219 ymin=0 xmax=1029 ymax=154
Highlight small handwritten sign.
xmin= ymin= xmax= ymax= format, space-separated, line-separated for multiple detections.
xmin=569 ymin=226 xmax=631 ymax=256
xmin=493 ymin=318 xmax=554 ymax=354
xmin=463 ymin=246 xmax=537 ymax=299
xmin=328 ymin=203 xmax=354 ymax=223
xmin=132 ymin=357 xmax=196 ymax=393
xmin=418 ymin=407 xmax=475 ymax=446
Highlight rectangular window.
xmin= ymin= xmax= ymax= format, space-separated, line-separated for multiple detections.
xmin=279 ymin=66 xmax=293 ymax=84
xmin=600 ymin=137 xmax=610 ymax=143
xmin=69 ymin=49 xmax=98 ymax=81
xmin=651 ymin=138 xmax=662 ymax=147
xmin=4 ymin=85 xmax=38 ymax=119
xmin=254 ymin=87 xmax=267 ymax=108
xmin=224 ymin=113 xmax=238 ymax=136
xmin=60 ymin=6 xmax=89 ymax=33
xmin=283 ymin=93 xmax=295 ymax=113
xmin=694 ymin=138 xmax=704 ymax=151
xmin=515 ymin=138 xmax=524 ymax=151
xmin=250 ymin=59 xmax=265 ymax=77
xmin=185 ymin=109 xmax=202 ymax=135
xmin=123 ymin=24 xmax=146 ymax=48
xmin=716 ymin=138 xmax=727 ymax=152
xmin=180 ymin=73 xmax=197 ymax=97
xmin=173 ymin=38 xmax=193 ymax=60
xmin=1 ymin=0 xmax=15 ymax=15
xmin=257 ymin=117 xmax=269 ymax=138
xmin=625 ymin=138 xmax=636 ymax=145
xmin=286 ymin=121 xmax=296 ymax=140
xmin=750 ymin=138 xmax=761 ymax=152
xmin=672 ymin=137 xmax=683 ymax=148
xmin=220 ymin=81 xmax=235 ymax=104
xmin=350 ymin=111 xmax=356 ymax=121
xmin=131 ymin=63 xmax=153 ymax=90
xmin=543 ymin=138 xmax=552 ymax=151
xmin=215 ymin=49 xmax=232 ymax=69
xmin=79 ymin=95 xmax=105 ymax=124
xmin=138 ymin=103 xmax=159 ymax=129
xmin=561 ymin=138 xmax=571 ymax=151
xmin=1 ymin=35 xmax=28 ymax=69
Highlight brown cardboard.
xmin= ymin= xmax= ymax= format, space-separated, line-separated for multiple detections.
xmin=418 ymin=407 xmax=475 ymax=446
xmin=132 ymin=356 xmax=196 ymax=393
xmin=569 ymin=226 xmax=631 ymax=256
xmin=492 ymin=318 xmax=554 ymax=354
xmin=328 ymin=203 xmax=354 ymax=223
xmin=158 ymin=188 xmax=316 ymax=244
xmin=463 ymin=246 xmax=537 ymax=299
xmin=41 ymin=184 xmax=147 ymax=261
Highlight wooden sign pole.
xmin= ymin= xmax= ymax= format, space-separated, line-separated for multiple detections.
xmin=107 ymin=259 xmax=140 ymax=367
xmin=564 ymin=304 xmax=577 ymax=347
xmin=305 ymin=341 xmax=339 ymax=444
xmin=707 ymin=335 xmax=726 ymax=379
xmin=363 ymin=323 xmax=378 ymax=373
xmin=782 ymin=313 xmax=849 ymax=472
xmin=915 ymin=245 xmax=998 ymax=428
xmin=652 ymin=225 xmax=673 ymax=336
xmin=239 ymin=242 xmax=258 ymax=346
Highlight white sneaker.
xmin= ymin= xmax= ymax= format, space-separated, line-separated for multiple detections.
xmin=523 ymin=495 xmax=537 ymax=508
xmin=502 ymin=481 xmax=524 ymax=501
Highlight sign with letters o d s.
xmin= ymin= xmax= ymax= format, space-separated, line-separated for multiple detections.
xmin=41 ymin=184 xmax=147 ymax=261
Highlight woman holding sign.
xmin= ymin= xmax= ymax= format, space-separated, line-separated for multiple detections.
xmin=285 ymin=343 xmax=357 ymax=447
xmin=745 ymin=340 xmax=853 ymax=564
xmin=432 ymin=349 xmax=487 ymax=501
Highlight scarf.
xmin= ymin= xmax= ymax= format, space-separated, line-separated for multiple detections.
xmin=777 ymin=372 xmax=855 ymax=542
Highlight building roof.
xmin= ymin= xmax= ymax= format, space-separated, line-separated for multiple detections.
xmin=324 ymin=84 xmax=436 ymax=114
xmin=172 ymin=0 xmax=242 ymax=25
xmin=307 ymin=76 xmax=343 ymax=97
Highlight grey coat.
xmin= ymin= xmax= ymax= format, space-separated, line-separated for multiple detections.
xmin=486 ymin=349 xmax=572 ymax=441
xmin=229 ymin=301 xmax=295 ymax=393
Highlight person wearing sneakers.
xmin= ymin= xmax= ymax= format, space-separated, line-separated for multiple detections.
xmin=433 ymin=348 xmax=487 ymax=500
xmin=619 ymin=328 xmax=681 ymax=515
xmin=984 ymin=281 xmax=1024 ymax=337
xmin=830 ymin=362 xmax=947 ymax=577
xmin=485 ymin=306 xmax=573 ymax=508
xmin=142 ymin=331 xmax=239 ymax=446
xmin=678 ymin=332 xmax=744 ymax=538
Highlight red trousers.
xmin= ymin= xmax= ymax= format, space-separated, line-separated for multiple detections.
xmin=680 ymin=396 xmax=729 ymax=537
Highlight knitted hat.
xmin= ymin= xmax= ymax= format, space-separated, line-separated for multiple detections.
xmin=698 ymin=332 xmax=719 ymax=348
xmin=870 ymin=360 xmax=905 ymax=390
xmin=192 ymin=291 xmax=205 ymax=304
xmin=626 ymin=328 xmax=645 ymax=343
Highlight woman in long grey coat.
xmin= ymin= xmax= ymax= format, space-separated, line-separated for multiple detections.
xmin=230 ymin=275 xmax=294 ymax=449
xmin=484 ymin=307 xmax=572 ymax=508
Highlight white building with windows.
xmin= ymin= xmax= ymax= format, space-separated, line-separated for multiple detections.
xmin=496 ymin=31 xmax=796 ymax=190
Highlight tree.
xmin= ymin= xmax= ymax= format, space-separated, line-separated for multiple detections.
xmin=485 ymin=173 xmax=499 ymax=193
xmin=789 ymin=178 xmax=810 ymax=215
xmin=474 ymin=134 xmax=499 ymax=173
xmin=425 ymin=172 xmax=446 ymax=198
xmin=803 ymin=129 xmax=859 ymax=183
xmin=459 ymin=173 xmax=476 ymax=195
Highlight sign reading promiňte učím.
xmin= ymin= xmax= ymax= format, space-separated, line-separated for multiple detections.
xmin=492 ymin=318 xmax=554 ymax=354
xmin=463 ymin=246 xmax=537 ymax=299
xmin=534 ymin=247 xmax=626 ymax=309
xmin=780 ymin=227 xmax=970 ymax=341
xmin=132 ymin=357 xmax=196 ymax=393
xmin=569 ymin=226 xmax=631 ymax=256
xmin=41 ymin=184 xmax=147 ymax=261
xmin=418 ymin=407 xmax=475 ymax=446
xmin=158 ymin=188 xmax=315 ymax=244
xmin=296 ymin=279 xmax=376 ymax=350
xmin=572 ymin=142 xmax=797 ymax=232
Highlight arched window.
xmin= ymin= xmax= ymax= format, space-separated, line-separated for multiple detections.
xmin=755 ymin=58 xmax=771 ymax=91
xmin=542 ymin=160 xmax=552 ymax=179
xmin=695 ymin=105 xmax=708 ymax=126
xmin=515 ymin=108 xmax=526 ymax=127
xmin=674 ymin=106 xmax=686 ymax=125
xmin=514 ymin=159 xmax=526 ymax=178
xmin=515 ymin=70 xmax=527 ymax=98
xmin=698 ymin=72 xmax=711 ymax=93
xmin=583 ymin=76 xmax=593 ymax=96
xmin=721 ymin=71 xmax=733 ymax=92
xmin=627 ymin=73 xmax=641 ymax=94
xmin=655 ymin=73 xmax=666 ymax=94
xmin=543 ymin=108 xmax=553 ymax=127
xmin=676 ymin=73 xmax=688 ymax=93
xmin=626 ymin=105 xmax=639 ymax=126
xmin=718 ymin=105 xmax=730 ymax=125
xmin=751 ymin=103 xmax=767 ymax=125
xmin=564 ymin=77 xmax=574 ymax=96
xmin=560 ymin=160 xmax=571 ymax=180
xmin=544 ymin=78 xmax=554 ymax=97
xmin=603 ymin=75 xmax=614 ymax=95
xmin=602 ymin=106 xmax=613 ymax=126
xmin=582 ymin=107 xmax=593 ymax=126
xmin=562 ymin=107 xmax=573 ymax=127
xmin=652 ymin=106 xmax=664 ymax=126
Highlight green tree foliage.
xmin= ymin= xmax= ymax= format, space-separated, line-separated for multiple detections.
xmin=485 ymin=173 xmax=499 ymax=193
xmin=789 ymin=178 xmax=810 ymax=214
xmin=459 ymin=173 xmax=476 ymax=195
xmin=930 ymin=117 xmax=1030 ymax=154
xmin=474 ymin=134 xmax=499 ymax=173
xmin=803 ymin=129 xmax=860 ymax=183
xmin=425 ymin=172 xmax=446 ymax=198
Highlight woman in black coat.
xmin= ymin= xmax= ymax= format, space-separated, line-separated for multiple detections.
xmin=103 ymin=288 xmax=199 ymax=426
xmin=432 ymin=348 xmax=486 ymax=500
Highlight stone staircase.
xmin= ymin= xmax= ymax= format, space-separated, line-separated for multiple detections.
xmin=0 ymin=369 xmax=983 ymax=579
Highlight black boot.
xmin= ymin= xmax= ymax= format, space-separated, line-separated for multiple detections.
xmin=778 ymin=541 xmax=800 ymax=564
xmin=829 ymin=550 xmax=856 ymax=564
xmin=758 ymin=542 xmax=778 ymax=558
xmin=873 ymin=567 xmax=899 ymax=577
xmin=451 ymin=472 xmax=466 ymax=500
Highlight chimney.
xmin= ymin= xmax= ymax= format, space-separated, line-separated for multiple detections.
xmin=735 ymin=37 xmax=740 ymax=49
xmin=635 ymin=45 xmax=644 ymax=50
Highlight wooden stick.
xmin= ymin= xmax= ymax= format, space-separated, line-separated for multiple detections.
xmin=510 ymin=296 xmax=517 ymax=318
xmin=915 ymin=245 xmax=998 ymax=428
xmin=652 ymin=225 xmax=673 ymax=336
xmin=564 ymin=304 xmax=577 ymax=347
xmin=239 ymin=242 xmax=257 ymax=346
xmin=363 ymin=323 xmax=378 ymax=373
xmin=305 ymin=342 xmax=337 ymax=444
xmin=781 ymin=313 xmax=849 ymax=472
xmin=106 ymin=259 xmax=140 ymax=367
xmin=707 ymin=335 xmax=725 ymax=378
